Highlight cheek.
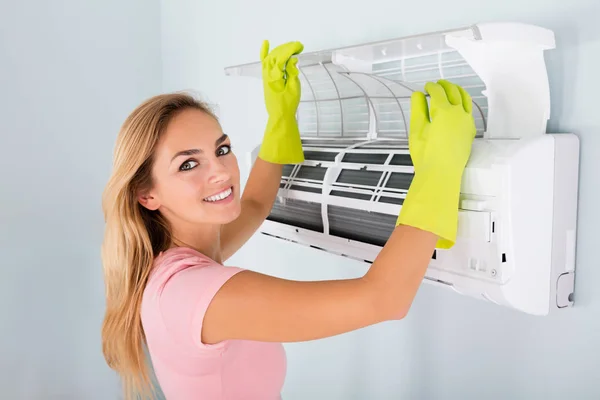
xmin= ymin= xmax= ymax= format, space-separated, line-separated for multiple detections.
xmin=164 ymin=171 xmax=206 ymax=202
xmin=183 ymin=171 xmax=208 ymax=197
xmin=226 ymin=154 xmax=240 ymax=180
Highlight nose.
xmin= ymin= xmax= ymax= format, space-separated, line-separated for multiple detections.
xmin=207 ymin=157 xmax=231 ymax=184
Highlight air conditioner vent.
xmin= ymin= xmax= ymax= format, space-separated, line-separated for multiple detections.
xmin=389 ymin=154 xmax=413 ymax=166
xmin=280 ymin=165 xmax=327 ymax=194
xmin=385 ymin=173 xmax=414 ymax=190
xmin=304 ymin=151 xmax=338 ymax=162
xmin=280 ymin=184 xmax=322 ymax=194
xmin=336 ymin=170 xmax=382 ymax=186
xmin=328 ymin=205 xmax=396 ymax=247
xmin=302 ymin=139 xmax=364 ymax=148
xmin=295 ymin=165 xmax=327 ymax=180
xmin=358 ymin=141 xmax=408 ymax=149
xmin=330 ymin=191 xmax=371 ymax=201
xmin=342 ymin=153 xmax=388 ymax=164
xmin=268 ymin=198 xmax=323 ymax=233
xmin=282 ymin=164 xmax=294 ymax=177
xmin=378 ymin=196 xmax=404 ymax=205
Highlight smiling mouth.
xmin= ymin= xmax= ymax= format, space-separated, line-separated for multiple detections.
xmin=203 ymin=186 xmax=233 ymax=203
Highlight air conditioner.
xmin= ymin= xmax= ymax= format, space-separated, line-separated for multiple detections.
xmin=224 ymin=22 xmax=580 ymax=316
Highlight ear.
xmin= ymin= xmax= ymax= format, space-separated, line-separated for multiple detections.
xmin=137 ymin=189 xmax=161 ymax=211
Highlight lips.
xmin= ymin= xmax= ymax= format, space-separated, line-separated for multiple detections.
xmin=203 ymin=186 xmax=233 ymax=202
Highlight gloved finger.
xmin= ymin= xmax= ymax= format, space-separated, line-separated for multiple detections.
xmin=438 ymin=80 xmax=462 ymax=106
xmin=272 ymin=41 xmax=304 ymax=72
xmin=267 ymin=67 xmax=285 ymax=89
xmin=264 ymin=63 xmax=284 ymax=82
xmin=286 ymin=57 xmax=299 ymax=78
xmin=457 ymin=84 xmax=473 ymax=114
xmin=260 ymin=40 xmax=270 ymax=61
xmin=286 ymin=57 xmax=301 ymax=93
xmin=425 ymin=81 xmax=450 ymax=119
xmin=409 ymin=91 xmax=429 ymax=142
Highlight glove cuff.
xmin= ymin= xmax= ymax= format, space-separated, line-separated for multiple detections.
xmin=396 ymin=171 xmax=462 ymax=248
xmin=258 ymin=116 xmax=305 ymax=164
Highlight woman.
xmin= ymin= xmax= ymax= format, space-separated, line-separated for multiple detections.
xmin=101 ymin=40 xmax=476 ymax=399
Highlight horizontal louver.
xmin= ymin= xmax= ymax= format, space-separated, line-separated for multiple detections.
xmin=328 ymin=205 xmax=396 ymax=247
xmin=303 ymin=151 xmax=337 ymax=162
xmin=268 ymin=198 xmax=323 ymax=233
xmin=302 ymin=139 xmax=364 ymax=148
xmin=385 ymin=173 xmax=413 ymax=190
xmin=336 ymin=170 xmax=382 ymax=186
xmin=342 ymin=153 xmax=388 ymax=164
xmin=389 ymin=154 xmax=413 ymax=166
xmin=296 ymin=166 xmax=327 ymax=181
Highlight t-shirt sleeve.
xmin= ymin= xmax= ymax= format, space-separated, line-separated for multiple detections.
xmin=157 ymin=262 xmax=245 ymax=351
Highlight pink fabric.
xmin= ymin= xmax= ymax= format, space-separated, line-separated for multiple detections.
xmin=141 ymin=247 xmax=287 ymax=399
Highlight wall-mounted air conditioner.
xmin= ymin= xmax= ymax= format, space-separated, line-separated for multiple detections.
xmin=224 ymin=23 xmax=580 ymax=316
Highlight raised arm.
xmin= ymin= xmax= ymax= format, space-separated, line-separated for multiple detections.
xmin=204 ymin=225 xmax=437 ymax=344
xmin=220 ymin=40 xmax=304 ymax=261
xmin=219 ymin=159 xmax=283 ymax=261
xmin=202 ymin=39 xmax=476 ymax=345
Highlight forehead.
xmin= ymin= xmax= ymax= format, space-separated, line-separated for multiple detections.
xmin=159 ymin=108 xmax=223 ymax=152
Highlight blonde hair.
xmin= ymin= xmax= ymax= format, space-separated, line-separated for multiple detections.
xmin=100 ymin=92 xmax=217 ymax=399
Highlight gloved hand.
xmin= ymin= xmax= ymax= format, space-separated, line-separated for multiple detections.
xmin=396 ymin=80 xmax=477 ymax=249
xmin=258 ymin=40 xmax=305 ymax=164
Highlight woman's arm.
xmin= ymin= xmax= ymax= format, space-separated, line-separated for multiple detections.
xmin=203 ymin=224 xmax=436 ymax=344
xmin=219 ymin=40 xmax=304 ymax=261
xmin=220 ymin=158 xmax=282 ymax=261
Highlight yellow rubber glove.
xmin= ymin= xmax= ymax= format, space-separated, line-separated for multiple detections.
xmin=396 ymin=80 xmax=477 ymax=249
xmin=258 ymin=40 xmax=305 ymax=164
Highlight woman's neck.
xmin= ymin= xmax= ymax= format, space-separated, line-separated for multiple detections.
xmin=170 ymin=223 xmax=222 ymax=263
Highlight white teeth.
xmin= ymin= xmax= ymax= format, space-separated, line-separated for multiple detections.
xmin=204 ymin=187 xmax=232 ymax=202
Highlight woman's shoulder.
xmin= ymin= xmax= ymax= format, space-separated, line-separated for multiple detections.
xmin=154 ymin=246 xmax=215 ymax=270
xmin=145 ymin=246 xmax=243 ymax=295
xmin=141 ymin=246 xmax=245 ymax=354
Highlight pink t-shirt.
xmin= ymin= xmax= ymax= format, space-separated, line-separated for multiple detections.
xmin=141 ymin=247 xmax=287 ymax=399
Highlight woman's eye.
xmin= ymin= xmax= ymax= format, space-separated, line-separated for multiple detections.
xmin=179 ymin=160 xmax=198 ymax=171
xmin=217 ymin=145 xmax=231 ymax=156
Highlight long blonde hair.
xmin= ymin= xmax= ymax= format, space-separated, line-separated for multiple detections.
xmin=101 ymin=92 xmax=217 ymax=399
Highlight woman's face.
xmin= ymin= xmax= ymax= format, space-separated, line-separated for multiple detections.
xmin=139 ymin=108 xmax=242 ymax=227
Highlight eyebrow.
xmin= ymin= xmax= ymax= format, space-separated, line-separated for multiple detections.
xmin=215 ymin=133 xmax=228 ymax=146
xmin=171 ymin=134 xmax=229 ymax=161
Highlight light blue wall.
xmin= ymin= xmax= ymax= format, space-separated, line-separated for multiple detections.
xmin=160 ymin=0 xmax=600 ymax=399
xmin=2 ymin=0 xmax=597 ymax=398
xmin=0 ymin=1 xmax=162 ymax=398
